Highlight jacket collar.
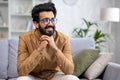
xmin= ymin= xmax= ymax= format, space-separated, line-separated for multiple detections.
xmin=32 ymin=29 xmax=57 ymax=41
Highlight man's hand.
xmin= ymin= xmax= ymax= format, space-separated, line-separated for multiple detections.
xmin=40 ymin=35 xmax=59 ymax=51
xmin=37 ymin=41 xmax=48 ymax=52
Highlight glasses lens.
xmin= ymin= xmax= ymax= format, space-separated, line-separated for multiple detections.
xmin=41 ymin=18 xmax=57 ymax=25
xmin=43 ymin=18 xmax=49 ymax=23
xmin=52 ymin=18 xmax=57 ymax=24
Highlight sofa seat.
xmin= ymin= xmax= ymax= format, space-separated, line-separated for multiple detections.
xmin=0 ymin=38 xmax=120 ymax=80
xmin=7 ymin=78 xmax=102 ymax=80
xmin=8 ymin=78 xmax=17 ymax=80
xmin=80 ymin=79 xmax=102 ymax=80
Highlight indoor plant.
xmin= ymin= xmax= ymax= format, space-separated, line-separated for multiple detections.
xmin=72 ymin=18 xmax=110 ymax=50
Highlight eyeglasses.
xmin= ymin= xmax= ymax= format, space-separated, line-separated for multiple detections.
xmin=40 ymin=18 xmax=57 ymax=25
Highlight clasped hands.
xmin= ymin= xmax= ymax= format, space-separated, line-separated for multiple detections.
xmin=37 ymin=35 xmax=58 ymax=52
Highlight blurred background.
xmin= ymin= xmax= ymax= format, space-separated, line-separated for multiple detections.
xmin=0 ymin=0 xmax=120 ymax=63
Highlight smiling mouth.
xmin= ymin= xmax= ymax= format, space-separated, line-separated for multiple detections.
xmin=46 ymin=27 xmax=53 ymax=33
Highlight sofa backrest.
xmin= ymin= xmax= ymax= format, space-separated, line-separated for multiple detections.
xmin=0 ymin=38 xmax=95 ymax=79
xmin=70 ymin=38 xmax=95 ymax=57
xmin=0 ymin=39 xmax=19 ymax=79
xmin=0 ymin=39 xmax=8 ymax=79
xmin=8 ymin=39 xmax=18 ymax=78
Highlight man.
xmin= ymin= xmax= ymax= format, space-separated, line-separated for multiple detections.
xmin=17 ymin=2 xmax=79 ymax=80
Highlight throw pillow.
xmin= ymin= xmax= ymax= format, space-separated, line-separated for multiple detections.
xmin=73 ymin=49 xmax=100 ymax=76
xmin=84 ymin=52 xmax=113 ymax=79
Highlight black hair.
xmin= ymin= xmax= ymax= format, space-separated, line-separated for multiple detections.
xmin=31 ymin=2 xmax=57 ymax=23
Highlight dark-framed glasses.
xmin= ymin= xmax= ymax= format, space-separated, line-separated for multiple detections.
xmin=40 ymin=18 xmax=57 ymax=25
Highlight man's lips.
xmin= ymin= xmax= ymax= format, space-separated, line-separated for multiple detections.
xmin=46 ymin=27 xmax=53 ymax=33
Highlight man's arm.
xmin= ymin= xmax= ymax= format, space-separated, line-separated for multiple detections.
xmin=54 ymin=37 xmax=74 ymax=74
xmin=17 ymin=36 xmax=47 ymax=76
xmin=40 ymin=35 xmax=74 ymax=74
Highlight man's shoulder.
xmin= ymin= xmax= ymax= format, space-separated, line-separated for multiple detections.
xmin=19 ymin=29 xmax=34 ymax=39
xmin=55 ymin=31 xmax=69 ymax=41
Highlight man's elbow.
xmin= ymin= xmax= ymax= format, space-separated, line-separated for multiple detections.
xmin=17 ymin=66 xmax=28 ymax=76
xmin=65 ymin=70 xmax=74 ymax=75
xmin=17 ymin=67 xmax=24 ymax=76
xmin=65 ymin=65 xmax=74 ymax=74
xmin=64 ymin=69 xmax=74 ymax=75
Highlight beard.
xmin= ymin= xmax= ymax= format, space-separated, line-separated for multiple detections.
xmin=38 ymin=24 xmax=55 ymax=36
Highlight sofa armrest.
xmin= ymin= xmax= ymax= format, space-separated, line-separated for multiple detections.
xmin=103 ymin=62 xmax=120 ymax=80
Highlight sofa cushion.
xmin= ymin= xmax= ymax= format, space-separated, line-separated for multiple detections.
xmin=103 ymin=62 xmax=120 ymax=80
xmin=84 ymin=53 xmax=112 ymax=79
xmin=0 ymin=39 xmax=8 ymax=79
xmin=80 ymin=79 xmax=102 ymax=80
xmin=73 ymin=49 xmax=100 ymax=76
xmin=8 ymin=78 xmax=17 ymax=80
xmin=8 ymin=78 xmax=102 ymax=80
xmin=8 ymin=39 xmax=18 ymax=78
xmin=0 ymin=79 xmax=6 ymax=80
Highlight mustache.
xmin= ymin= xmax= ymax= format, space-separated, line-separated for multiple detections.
xmin=45 ymin=26 xmax=55 ymax=29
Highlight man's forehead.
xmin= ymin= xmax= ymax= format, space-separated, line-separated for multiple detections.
xmin=39 ymin=11 xmax=54 ymax=19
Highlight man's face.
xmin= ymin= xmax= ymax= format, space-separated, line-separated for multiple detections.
xmin=38 ymin=11 xmax=57 ymax=36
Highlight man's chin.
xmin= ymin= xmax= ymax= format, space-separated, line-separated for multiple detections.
xmin=46 ymin=32 xmax=54 ymax=36
xmin=45 ymin=29 xmax=55 ymax=36
xmin=38 ymin=27 xmax=55 ymax=36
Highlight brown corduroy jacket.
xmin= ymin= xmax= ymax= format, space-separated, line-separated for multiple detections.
xmin=17 ymin=29 xmax=74 ymax=80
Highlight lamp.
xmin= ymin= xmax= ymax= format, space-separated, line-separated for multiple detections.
xmin=100 ymin=8 xmax=120 ymax=52
xmin=100 ymin=8 xmax=120 ymax=34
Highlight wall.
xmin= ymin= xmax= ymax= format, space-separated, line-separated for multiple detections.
xmin=52 ymin=0 xmax=113 ymax=37
xmin=52 ymin=0 xmax=120 ymax=63
xmin=113 ymin=0 xmax=120 ymax=64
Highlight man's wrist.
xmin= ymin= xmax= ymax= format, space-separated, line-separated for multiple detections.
xmin=37 ymin=48 xmax=41 ymax=52
xmin=53 ymin=47 xmax=60 ymax=53
xmin=37 ymin=47 xmax=43 ymax=52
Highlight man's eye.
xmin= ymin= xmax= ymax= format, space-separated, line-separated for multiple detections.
xmin=43 ymin=18 xmax=49 ymax=22
xmin=52 ymin=18 xmax=57 ymax=23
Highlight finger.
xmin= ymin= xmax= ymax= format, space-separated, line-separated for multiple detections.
xmin=41 ymin=37 xmax=50 ymax=42
xmin=41 ymin=35 xmax=49 ymax=38
xmin=40 ymin=36 xmax=49 ymax=40
xmin=42 ymin=41 xmax=48 ymax=45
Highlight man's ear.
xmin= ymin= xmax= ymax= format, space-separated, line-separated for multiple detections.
xmin=33 ymin=21 xmax=39 ymax=29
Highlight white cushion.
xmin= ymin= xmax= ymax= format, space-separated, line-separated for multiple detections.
xmin=84 ymin=52 xmax=113 ymax=79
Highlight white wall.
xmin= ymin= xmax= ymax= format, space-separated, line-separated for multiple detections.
xmin=113 ymin=0 xmax=120 ymax=64
xmin=52 ymin=0 xmax=120 ymax=63
xmin=52 ymin=0 xmax=112 ymax=37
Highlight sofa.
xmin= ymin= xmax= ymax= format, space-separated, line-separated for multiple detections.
xmin=0 ymin=38 xmax=120 ymax=80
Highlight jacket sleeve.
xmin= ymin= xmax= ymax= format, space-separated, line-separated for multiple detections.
xmin=55 ymin=37 xmax=74 ymax=74
xmin=17 ymin=36 xmax=42 ymax=76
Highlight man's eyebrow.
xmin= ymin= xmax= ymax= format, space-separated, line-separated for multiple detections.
xmin=41 ymin=17 xmax=55 ymax=20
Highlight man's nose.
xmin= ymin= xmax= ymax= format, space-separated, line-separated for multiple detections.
xmin=48 ymin=20 xmax=54 ymax=25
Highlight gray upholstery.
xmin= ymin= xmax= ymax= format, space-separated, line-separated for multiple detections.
xmin=103 ymin=62 xmax=120 ymax=80
xmin=80 ymin=79 xmax=102 ymax=80
xmin=0 ymin=79 xmax=6 ymax=80
xmin=0 ymin=39 xmax=8 ymax=79
xmin=8 ymin=78 xmax=17 ymax=80
xmin=70 ymin=38 xmax=95 ymax=57
xmin=0 ymin=38 xmax=120 ymax=80
xmin=8 ymin=39 xmax=18 ymax=78
xmin=7 ymin=78 xmax=102 ymax=80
